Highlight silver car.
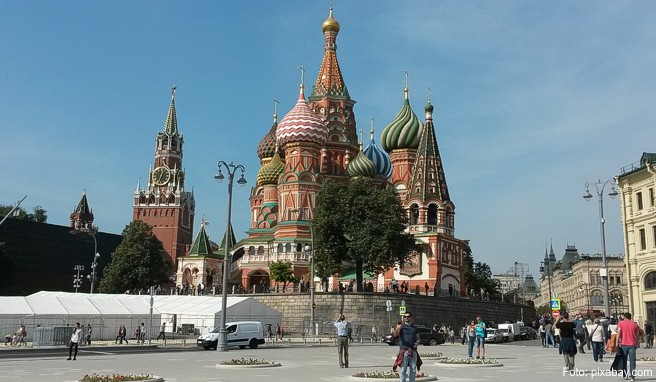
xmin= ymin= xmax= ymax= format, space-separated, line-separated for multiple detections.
xmin=485 ymin=328 xmax=503 ymax=343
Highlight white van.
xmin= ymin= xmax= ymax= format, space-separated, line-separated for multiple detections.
xmin=197 ymin=321 xmax=265 ymax=350
xmin=497 ymin=323 xmax=521 ymax=341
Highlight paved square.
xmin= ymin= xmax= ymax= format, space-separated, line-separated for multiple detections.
xmin=0 ymin=340 xmax=655 ymax=381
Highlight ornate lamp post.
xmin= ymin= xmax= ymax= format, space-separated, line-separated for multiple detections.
xmin=583 ymin=179 xmax=618 ymax=317
xmin=578 ymin=281 xmax=590 ymax=316
xmin=214 ymin=161 xmax=246 ymax=352
xmin=73 ymin=265 xmax=85 ymax=293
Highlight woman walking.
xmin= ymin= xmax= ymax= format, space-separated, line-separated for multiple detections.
xmin=555 ymin=312 xmax=577 ymax=371
xmin=587 ymin=318 xmax=605 ymax=362
xmin=67 ymin=323 xmax=83 ymax=361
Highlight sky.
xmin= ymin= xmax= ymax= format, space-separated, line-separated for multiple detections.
xmin=2 ymin=1 xmax=655 ymax=278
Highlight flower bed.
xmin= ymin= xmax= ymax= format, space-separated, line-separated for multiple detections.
xmin=216 ymin=358 xmax=281 ymax=368
xmin=349 ymin=371 xmax=437 ymax=381
xmin=79 ymin=374 xmax=163 ymax=382
xmin=437 ymin=357 xmax=503 ymax=367
xmin=419 ymin=352 xmax=444 ymax=359
xmin=637 ymin=356 xmax=656 ymax=362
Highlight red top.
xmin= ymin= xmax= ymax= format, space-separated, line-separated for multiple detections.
xmin=617 ymin=319 xmax=641 ymax=347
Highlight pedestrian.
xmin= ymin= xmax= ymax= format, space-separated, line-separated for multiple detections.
xmin=539 ymin=322 xmax=547 ymax=347
xmin=606 ymin=317 xmax=619 ymax=354
xmin=587 ymin=318 xmax=605 ymax=362
xmin=574 ymin=314 xmax=587 ymax=354
xmin=371 ymin=325 xmax=378 ymax=343
xmin=645 ymin=321 xmax=654 ymax=349
xmin=157 ymin=322 xmax=166 ymax=341
xmin=67 ymin=322 xmax=83 ymax=360
xmin=474 ymin=315 xmax=486 ymax=359
xmin=555 ymin=312 xmax=577 ymax=371
xmin=424 ymin=282 xmax=429 ymax=296
xmin=139 ymin=322 xmax=146 ymax=344
xmin=115 ymin=325 xmax=125 ymax=344
xmin=334 ymin=314 xmax=349 ymax=368
xmin=133 ymin=325 xmax=141 ymax=344
xmin=449 ymin=327 xmax=455 ymax=344
xmin=266 ymin=324 xmax=273 ymax=342
xmin=466 ymin=320 xmax=476 ymax=358
xmin=393 ymin=311 xmax=422 ymax=382
xmin=85 ymin=324 xmax=92 ymax=346
xmin=276 ymin=323 xmax=281 ymax=340
xmin=545 ymin=321 xmax=555 ymax=347
xmin=617 ymin=312 xmax=643 ymax=381
xmin=14 ymin=324 xmax=26 ymax=346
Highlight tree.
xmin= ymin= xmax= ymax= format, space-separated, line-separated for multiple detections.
xmin=99 ymin=220 xmax=171 ymax=293
xmin=269 ymin=260 xmax=298 ymax=293
xmin=536 ymin=301 xmax=569 ymax=317
xmin=0 ymin=205 xmax=47 ymax=223
xmin=463 ymin=241 xmax=500 ymax=297
xmin=314 ymin=178 xmax=417 ymax=291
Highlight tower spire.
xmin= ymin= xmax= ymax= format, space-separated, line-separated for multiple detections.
xmin=369 ymin=117 xmax=375 ymax=141
xmin=273 ymin=98 xmax=279 ymax=123
xmin=164 ymin=85 xmax=179 ymax=135
xmin=404 ymin=70 xmax=410 ymax=101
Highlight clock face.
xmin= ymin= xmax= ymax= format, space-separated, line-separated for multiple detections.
xmin=153 ymin=166 xmax=171 ymax=185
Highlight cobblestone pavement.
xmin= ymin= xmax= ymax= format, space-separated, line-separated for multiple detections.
xmin=0 ymin=339 xmax=655 ymax=381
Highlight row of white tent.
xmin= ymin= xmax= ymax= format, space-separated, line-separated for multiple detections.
xmin=1 ymin=291 xmax=282 ymax=340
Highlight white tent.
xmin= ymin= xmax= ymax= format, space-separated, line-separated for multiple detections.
xmin=0 ymin=292 xmax=281 ymax=341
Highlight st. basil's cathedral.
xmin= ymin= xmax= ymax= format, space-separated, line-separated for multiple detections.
xmin=134 ymin=8 xmax=466 ymax=296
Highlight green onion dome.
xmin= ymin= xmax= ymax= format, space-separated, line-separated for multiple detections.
xmin=380 ymin=88 xmax=424 ymax=152
xmin=346 ymin=149 xmax=377 ymax=178
xmin=257 ymin=151 xmax=284 ymax=186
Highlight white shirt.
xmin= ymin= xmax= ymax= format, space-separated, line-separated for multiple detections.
xmin=70 ymin=328 xmax=82 ymax=343
xmin=587 ymin=324 xmax=604 ymax=342
xmin=608 ymin=324 xmax=618 ymax=334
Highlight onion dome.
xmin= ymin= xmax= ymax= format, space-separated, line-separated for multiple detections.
xmin=257 ymin=151 xmax=284 ymax=186
xmin=276 ymin=85 xmax=328 ymax=147
xmin=363 ymin=123 xmax=393 ymax=178
xmin=380 ymin=87 xmax=424 ymax=152
xmin=322 ymin=6 xmax=340 ymax=33
xmin=347 ymin=149 xmax=377 ymax=178
xmin=257 ymin=120 xmax=277 ymax=160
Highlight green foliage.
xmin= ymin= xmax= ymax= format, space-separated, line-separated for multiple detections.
xmin=314 ymin=178 xmax=417 ymax=291
xmin=268 ymin=260 xmax=298 ymax=292
xmin=462 ymin=241 xmax=499 ymax=296
xmin=99 ymin=220 xmax=171 ymax=293
xmin=0 ymin=205 xmax=47 ymax=223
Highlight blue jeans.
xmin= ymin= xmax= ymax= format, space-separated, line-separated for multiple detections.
xmin=399 ymin=349 xmax=417 ymax=382
xmin=467 ymin=336 xmax=475 ymax=357
xmin=591 ymin=341 xmax=604 ymax=361
xmin=547 ymin=333 xmax=555 ymax=347
xmin=621 ymin=345 xmax=637 ymax=378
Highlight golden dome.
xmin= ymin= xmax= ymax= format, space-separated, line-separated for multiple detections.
xmin=322 ymin=7 xmax=340 ymax=33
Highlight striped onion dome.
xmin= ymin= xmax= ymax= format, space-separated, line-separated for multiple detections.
xmin=363 ymin=128 xmax=392 ymax=178
xmin=276 ymin=85 xmax=328 ymax=147
xmin=380 ymin=87 xmax=424 ymax=152
xmin=257 ymin=122 xmax=277 ymax=160
xmin=257 ymin=151 xmax=284 ymax=186
xmin=347 ymin=146 xmax=377 ymax=178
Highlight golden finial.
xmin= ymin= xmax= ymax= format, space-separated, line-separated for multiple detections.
xmin=322 ymin=5 xmax=340 ymax=33
xmin=273 ymin=98 xmax=279 ymax=123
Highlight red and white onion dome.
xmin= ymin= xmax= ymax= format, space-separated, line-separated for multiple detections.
xmin=276 ymin=86 xmax=327 ymax=147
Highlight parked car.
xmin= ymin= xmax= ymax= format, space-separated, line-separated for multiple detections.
xmin=384 ymin=327 xmax=446 ymax=346
xmin=519 ymin=326 xmax=538 ymax=340
xmin=197 ymin=321 xmax=265 ymax=350
xmin=485 ymin=328 xmax=503 ymax=343
xmin=498 ymin=328 xmax=512 ymax=342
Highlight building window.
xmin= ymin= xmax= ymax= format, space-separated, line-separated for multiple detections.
xmin=609 ymin=277 xmax=614 ymax=285
xmin=645 ymin=271 xmax=656 ymax=290
xmin=653 ymin=226 xmax=656 ymax=248
xmin=591 ymin=292 xmax=604 ymax=306
xmin=616 ymin=276 xmax=621 ymax=285
xmin=650 ymin=188 xmax=655 ymax=207
xmin=640 ymin=228 xmax=647 ymax=250
xmin=277 ymin=243 xmax=283 ymax=253
xmin=637 ymin=192 xmax=644 ymax=210
xmin=591 ymin=276 xmax=596 ymax=285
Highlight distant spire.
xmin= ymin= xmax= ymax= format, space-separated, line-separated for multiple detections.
xmin=404 ymin=70 xmax=409 ymax=100
xmin=369 ymin=117 xmax=375 ymax=141
xmin=427 ymin=86 xmax=432 ymax=104
xmin=163 ymin=85 xmax=179 ymax=135
xmin=359 ymin=129 xmax=363 ymax=149
xmin=273 ymin=98 xmax=279 ymax=123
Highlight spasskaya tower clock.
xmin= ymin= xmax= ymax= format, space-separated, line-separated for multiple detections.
xmin=133 ymin=86 xmax=195 ymax=271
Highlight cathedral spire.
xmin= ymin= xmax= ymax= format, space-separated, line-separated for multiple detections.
xmin=312 ymin=7 xmax=348 ymax=98
xmin=164 ymin=85 xmax=178 ymax=135
xmin=406 ymin=98 xmax=450 ymax=203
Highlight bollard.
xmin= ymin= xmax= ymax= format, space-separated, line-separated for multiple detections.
xmin=319 ymin=339 xmax=322 ymax=345
xmin=288 ymin=339 xmax=291 ymax=346
xmin=303 ymin=338 xmax=306 ymax=346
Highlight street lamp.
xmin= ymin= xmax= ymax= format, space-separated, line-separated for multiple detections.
xmin=88 ymin=253 xmax=100 ymax=294
xmin=578 ymin=281 xmax=590 ymax=317
xmin=583 ymin=179 xmax=618 ymax=317
xmin=214 ymin=161 xmax=246 ymax=352
xmin=73 ymin=265 xmax=85 ymax=293
xmin=304 ymin=241 xmax=316 ymax=337
xmin=539 ymin=260 xmax=553 ymax=307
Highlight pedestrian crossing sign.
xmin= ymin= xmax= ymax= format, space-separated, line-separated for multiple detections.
xmin=399 ymin=306 xmax=406 ymax=316
xmin=550 ymin=298 xmax=561 ymax=310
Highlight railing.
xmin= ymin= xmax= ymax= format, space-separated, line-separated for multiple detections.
xmin=620 ymin=160 xmax=643 ymax=174
xmin=238 ymin=252 xmax=310 ymax=265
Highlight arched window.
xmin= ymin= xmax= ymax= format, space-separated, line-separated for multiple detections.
xmin=427 ymin=205 xmax=438 ymax=225
xmin=296 ymin=243 xmax=303 ymax=252
xmin=645 ymin=271 xmax=656 ymax=289
xmin=248 ymin=246 xmax=255 ymax=256
xmin=285 ymin=243 xmax=292 ymax=252
xmin=409 ymin=204 xmax=419 ymax=225
xmin=277 ymin=243 xmax=283 ymax=253
xmin=257 ymin=246 xmax=264 ymax=255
